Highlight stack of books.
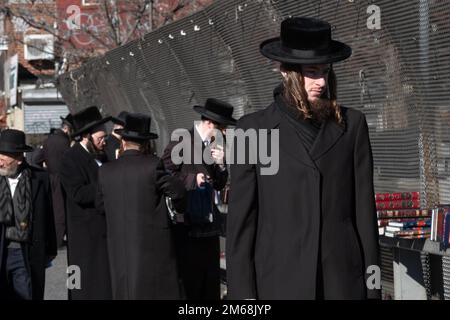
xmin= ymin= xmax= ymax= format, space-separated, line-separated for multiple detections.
xmin=376 ymin=192 xmax=432 ymax=239
xmin=384 ymin=217 xmax=432 ymax=239
xmin=376 ymin=191 xmax=420 ymax=210
xmin=430 ymin=208 xmax=450 ymax=250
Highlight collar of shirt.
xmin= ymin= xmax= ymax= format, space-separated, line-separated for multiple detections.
xmin=8 ymin=172 xmax=23 ymax=197
xmin=80 ymin=141 xmax=90 ymax=153
xmin=195 ymin=124 xmax=210 ymax=145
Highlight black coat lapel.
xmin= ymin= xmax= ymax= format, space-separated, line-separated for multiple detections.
xmin=74 ymin=143 xmax=100 ymax=177
xmin=273 ymin=105 xmax=317 ymax=169
xmin=309 ymin=118 xmax=345 ymax=161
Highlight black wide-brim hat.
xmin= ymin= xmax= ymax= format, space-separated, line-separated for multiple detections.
xmin=60 ymin=113 xmax=74 ymax=128
xmin=260 ymin=17 xmax=352 ymax=65
xmin=111 ymin=111 xmax=130 ymax=126
xmin=71 ymin=106 xmax=112 ymax=138
xmin=193 ymin=98 xmax=237 ymax=126
xmin=114 ymin=113 xmax=158 ymax=140
xmin=0 ymin=129 xmax=33 ymax=153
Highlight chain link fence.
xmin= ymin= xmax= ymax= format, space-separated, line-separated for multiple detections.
xmin=57 ymin=0 xmax=450 ymax=205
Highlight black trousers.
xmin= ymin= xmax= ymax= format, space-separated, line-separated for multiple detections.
xmin=174 ymin=226 xmax=220 ymax=300
xmin=0 ymin=247 xmax=32 ymax=300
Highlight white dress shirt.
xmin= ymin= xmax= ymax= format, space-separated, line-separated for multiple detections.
xmin=8 ymin=172 xmax=22 ymax=197
xmin=195 ymin=124 xmax=210 ymax=146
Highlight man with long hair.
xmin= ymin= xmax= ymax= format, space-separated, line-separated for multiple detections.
xmin=227 ymin=17 xmax=380 ymax=299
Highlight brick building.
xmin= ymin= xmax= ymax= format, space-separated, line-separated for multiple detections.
xmin=0 ymin=0 xmax=213 ymax=137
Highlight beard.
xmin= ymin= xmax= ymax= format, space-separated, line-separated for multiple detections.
xmin=0 ymin=163 xmax=19 ymax=178
xmin=309 ymin=97 xmax=334 ymax=122
xmin=86 ymin=138 xmax=107 ymax=162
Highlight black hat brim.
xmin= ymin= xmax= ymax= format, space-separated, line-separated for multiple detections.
xmin=111 ymin=117 xmax=126 ymax=126
xmin=114 ymin=129 xmax=158 ymax=140
xmin=260 ymin=37 xmax=352 ymax=65
xmin=60 ymin=116 xmax=73 ymax=127
xmin=71 ymin=116 xmax=112 ymax=138
xmin=0 ymin=145 xmax=34 ymax=154
xmin=193 ymin=106 xmax=237 ymax=126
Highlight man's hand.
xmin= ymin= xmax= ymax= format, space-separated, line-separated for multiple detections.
xmin=196 ymin=173 xmax=206 ymax=188
xmin=211 ymin=145 xmax=224 ymax=165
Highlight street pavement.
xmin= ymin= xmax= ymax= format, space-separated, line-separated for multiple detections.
xmin=44 ymin=238 xmax=227 ymax=300
xmin=44 ymin=247 xmax=68 ymax=300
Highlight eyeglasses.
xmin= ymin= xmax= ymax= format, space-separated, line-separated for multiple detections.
xmin=91 ymin=135 xmax=107 ymax=142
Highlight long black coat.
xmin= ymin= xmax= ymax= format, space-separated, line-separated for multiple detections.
xmin=43 ymin=129 xmax=71 ymax=246
xmin=59 ymin=143 xmax=111 ymax=299
xmin=96 ymin=150 xmax=186 ymax=300
xmin=0 ymin=165 xmax=57 ymax=300
xmin=226 ymin=97 xmax=381 ymax=300
xmin=43 ymin=129 xmax=70 ymax=175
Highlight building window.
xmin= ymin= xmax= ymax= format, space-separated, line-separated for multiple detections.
xmin=24 ymin=34 xmax=54 ymax=61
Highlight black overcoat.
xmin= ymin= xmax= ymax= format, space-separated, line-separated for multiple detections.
xmin=104 ymin=135 xmax=121 ymax=163
xmin=226 ymin=95 xmax=381 ymax=300
xmin=0 ymin=165 xmax=57 ymax=300
xmin=43 ymin=129 xmax=71 ymax=246
xmin=162 ymin=128 xmax=228 ymax=237
xmin=59 ymin=143 xmax=111 ymax=299
xmin=96 ymin=150 xmax=185 ymax=299
xmin=162 ymin=128 xmax=227 ymax=299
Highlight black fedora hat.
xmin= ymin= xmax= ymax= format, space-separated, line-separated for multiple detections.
xmin=260 ymin=17 xmax=352 ymax=65
xmin=114 ymin=113 xmax=158 ymax=140
xmin=193 ymin=98 xmax=237 ymax=126
xmin=111 ymin=111 xmax=130 ymax=126
xmin=60 ymin=113 xmax=74 ymax=128
xmin=0 ymin=129 xmax=33 ymax=154
xmin=71 ymin=106 xmax=112 ymax=138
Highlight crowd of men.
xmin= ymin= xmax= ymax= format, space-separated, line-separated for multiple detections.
xmin=0 ymin=98 xmax=235 ymax=300
xmin=0 ymin=17 xmax=381 ymax=300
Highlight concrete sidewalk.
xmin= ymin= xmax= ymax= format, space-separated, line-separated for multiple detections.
xmin=44 ymin=248 xmax=68 ymax=300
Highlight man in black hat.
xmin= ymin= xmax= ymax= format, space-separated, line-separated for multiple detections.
xmin=104 ymin=111 xmax=129 ymax=162
xmin=227 ymin=17 xmax=380 ymax=300
xmin=0 ymin=129 xmax=57 ymax=300
xmin=59 ymin=106 xmax=112 ymax=300
xmin=96 ymin=113 xmax=185 ymax=299
xmin=162 ymin=98 xmax=236 ymax=300
xmin=42 ymin=113 xmax=74 ymax=248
